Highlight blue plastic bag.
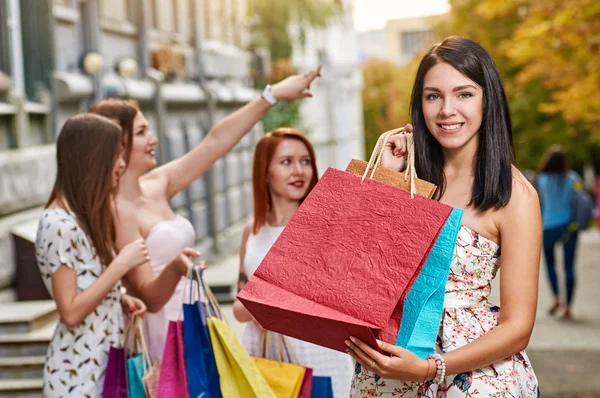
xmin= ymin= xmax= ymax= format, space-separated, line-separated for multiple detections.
xmin=395 ymin=208 xmax=463 ymax=358
xmin=183 ymin=266 xmax=222 ymax=398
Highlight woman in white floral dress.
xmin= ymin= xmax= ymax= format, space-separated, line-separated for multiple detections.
xmin=346 ymin=37 xmax=541 ymax=397
xmin=35 ymin=114 xmax=148 ymax=397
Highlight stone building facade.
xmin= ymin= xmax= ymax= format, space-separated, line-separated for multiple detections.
xmin=0 ymin=0 xmax=364 ymax=300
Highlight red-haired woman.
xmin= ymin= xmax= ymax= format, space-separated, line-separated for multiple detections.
xmin=88 ymin=67 xmax=321 ymax=361
xmin=233 ymin=129 xmax=354 ymax=398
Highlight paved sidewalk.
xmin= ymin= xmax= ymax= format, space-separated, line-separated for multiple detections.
xmin=528 ymin=230 xmax=600 ymax=396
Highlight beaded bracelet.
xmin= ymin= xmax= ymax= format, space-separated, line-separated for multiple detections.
xmin=426 ymin=353 xmax=446 ymax=384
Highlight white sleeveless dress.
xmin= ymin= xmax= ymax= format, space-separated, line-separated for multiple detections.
xmin=242 ymin=225 xmax=354 ymax=398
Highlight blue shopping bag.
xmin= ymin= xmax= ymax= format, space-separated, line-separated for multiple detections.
xmin=395 ymin=208 xmax=463 ymax=358
xmin=311 ymin=376 xmax=334 ymax=398
xmin=183 ymin=266 xmax=222 ymax=398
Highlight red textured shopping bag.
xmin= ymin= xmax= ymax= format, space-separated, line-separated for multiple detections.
xmin=237 ymin=166 xmax=453 ymax=353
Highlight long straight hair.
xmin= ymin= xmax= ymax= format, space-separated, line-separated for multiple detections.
xmin=46 ymin=114 xmax=122 ymax=266
xmin=252 ymin=128 xmax=319 ymax=234
xmin=410 ymin=36 xmax=515 ymax=211
xmin=88 ymin=98 xmax=139 ymax=167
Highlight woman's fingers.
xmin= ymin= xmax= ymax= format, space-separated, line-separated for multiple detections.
xmin=304 ymin=65 xmax=322 ymax=85
xmin=182 ymin=247 xmax=201 ymax=258
xmin=387 ymin=136 xmax=407 ymax=157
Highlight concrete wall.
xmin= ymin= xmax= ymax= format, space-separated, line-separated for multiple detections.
xmin=0 ymin=0 xmax=365 ymax=300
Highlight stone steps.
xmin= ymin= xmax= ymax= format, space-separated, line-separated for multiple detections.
xmin=0 ymin=259 xmax=236 ymax=397
xmin=0 ymin=301 xmax=57 ymax=335
xmin=0 ymin=319 xmax=54 ymax=358
xmin=0 ymin=301 xmax=55 ymax=397
xmin=0 ymin=379 xmax=43 ymax=398
xmin=0 ymin=356 xmax=45 ymax=380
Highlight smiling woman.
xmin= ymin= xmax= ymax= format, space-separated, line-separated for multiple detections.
xmin=348 ymin=36 xmax=541 ymax=397
xmin=233 ymin=128 xmax=355 ymax=397
xmin=88 ymin=67 xmax=322 ymax=361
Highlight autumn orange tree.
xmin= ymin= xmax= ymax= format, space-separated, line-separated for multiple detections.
xmin=362 ymin=0 xmax=598 ymax=170
xmin=363 ymin=60 xmax=409 ymax=156
xmin=437 ymin=0 xmax=599 ymax=170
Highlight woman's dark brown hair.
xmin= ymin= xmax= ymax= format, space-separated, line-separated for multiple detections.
xmin=410 ymin=36 xmax=514 ymax=211
xmin=252 ymin=128 xmax=319 ymax=234
xmin=88 ymin=98 xmax=139 ymax=166
xmin=46 ymin=113 xmax=123 ymax=266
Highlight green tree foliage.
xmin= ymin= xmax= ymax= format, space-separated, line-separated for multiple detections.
xmin=248 ymin=0 xmax=344 ymax=132
xmin=438 ymin=0 xmax=599 ymax=170
xmin=248 ymin=0 xmax=344 ymax=60
xmin=362 ymin=59 xmax=418 ymax=157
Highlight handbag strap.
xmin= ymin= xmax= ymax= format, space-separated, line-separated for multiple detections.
xmin=195 ymin=266 xmax=225 ymax=322
xmin=259 ymin=331 xmax=301 ymax=364
xmin=178 ymin=263 xmax=198 ymax=320
xmin=362 ymin=128 xmax=417 ymax=198
xmin=134 ymin=316 xmax=152 ymax=371
xmin=121 ymin=314 xmax=137 ymax=350
xmin=127 ymin=316 xmax=143 ymax=355
xmin=260 ymin=331 xmax=283 ymax=361
xmin=279 ymin=335 xmax=300 ymax=365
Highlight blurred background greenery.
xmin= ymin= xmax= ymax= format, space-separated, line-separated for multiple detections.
xmin=361 ymin=0 xmax=599 ymax=173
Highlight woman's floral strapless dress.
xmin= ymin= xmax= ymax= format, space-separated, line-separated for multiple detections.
xmin=351 ymin=226 xmax=539 ymax=397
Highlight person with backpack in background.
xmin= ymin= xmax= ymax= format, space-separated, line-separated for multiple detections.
xmin=536 ymin=145 xmax=593 ymax=320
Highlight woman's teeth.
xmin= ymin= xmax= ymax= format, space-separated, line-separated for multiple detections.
xmin=441 ymin=124 xmax=462 ymax=130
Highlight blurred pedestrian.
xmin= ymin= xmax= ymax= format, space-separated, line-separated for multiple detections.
xmin=536 ymin=145 xmax=582 ymax=319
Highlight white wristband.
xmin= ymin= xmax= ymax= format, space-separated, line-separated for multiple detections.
xmin=261 ymin=84 xmax=278 ymax=105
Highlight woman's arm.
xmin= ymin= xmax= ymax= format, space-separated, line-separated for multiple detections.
xmin=149 ymin=66 xmax=321 ymax=200
xmin=116 ymin=210 xmax=198 ymax=312
xmin=52 ymin=239 xmax=148 ymax=328
xmin=346 ymin=173 xmax=542 ymax=381
xmin=233 ymin=222 xmax=253 ymax=323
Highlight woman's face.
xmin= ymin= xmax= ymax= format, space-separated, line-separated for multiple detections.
xmin=128 ymin=111 xmax=158 ymax=172
xmin=422 ymin=62 xmax=483 ymax=151
xmin=267 ymin=138 xmax=314 ymax=202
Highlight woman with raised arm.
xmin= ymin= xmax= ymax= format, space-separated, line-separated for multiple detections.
xmin=346 ymin=37 xmax=541 ymax=396
xmin=89 ymin=66 xmax=321 ymax=360
xmin=36 ymin=114 xmax=148 ymax=397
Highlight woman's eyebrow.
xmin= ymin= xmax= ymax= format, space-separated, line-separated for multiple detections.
xmin=423 ymin=85 xmax=478 ymax=92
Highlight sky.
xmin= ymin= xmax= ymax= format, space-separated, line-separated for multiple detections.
xmin=352 ymin=0 xmax=450 ymax=31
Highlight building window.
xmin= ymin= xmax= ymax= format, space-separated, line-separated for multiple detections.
xmin=175 ymin=0 xmax=192 ymax=40
xmin=153 ymin=0 xmax=175 ymax=33
xmin=401 ymin=30 xmax=434 ymax=58
xmin=101 ymin=0 xmax=129 ymax=22
xmin=204 ymin=0 xmax=221 ymax=42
